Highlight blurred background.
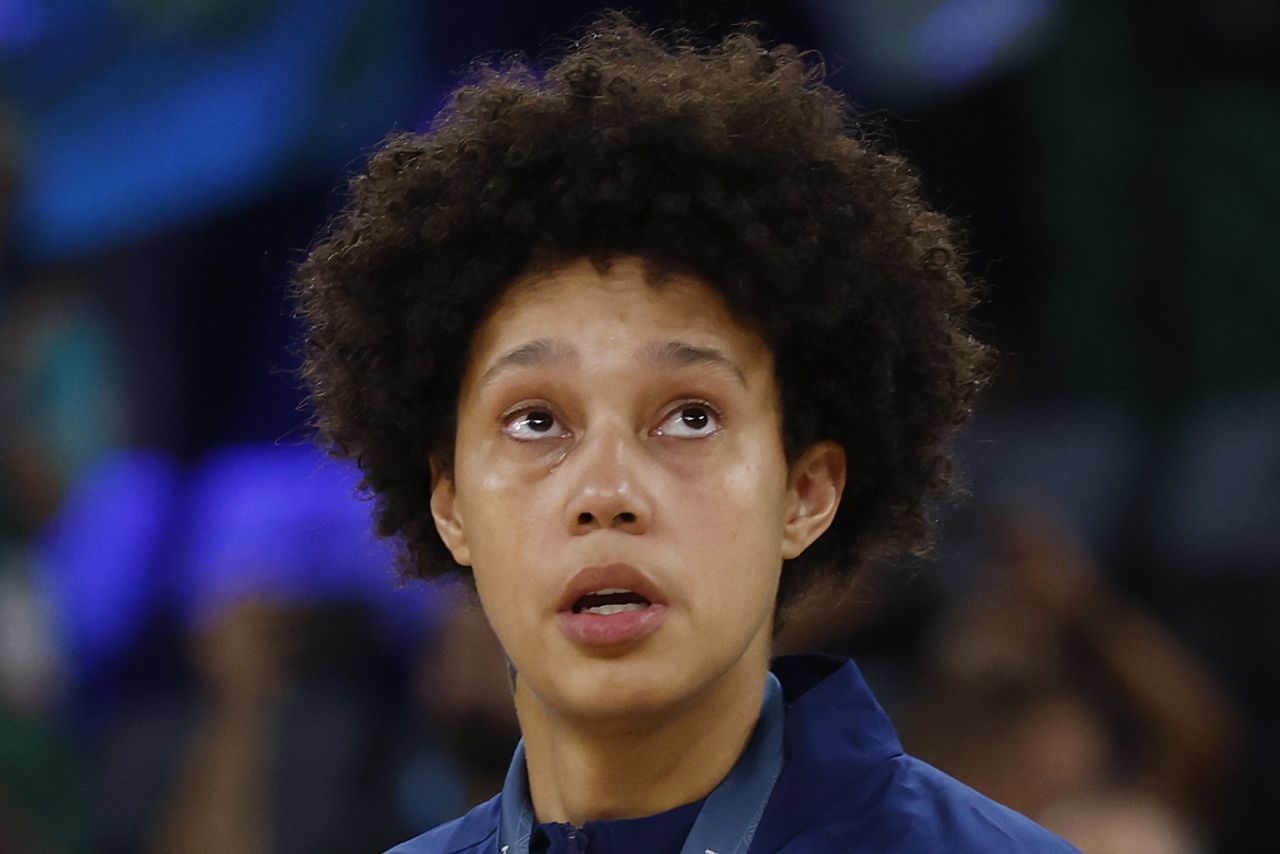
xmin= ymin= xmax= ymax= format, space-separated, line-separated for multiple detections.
xmin=0 ymin=1 xmax=1276 ymax=852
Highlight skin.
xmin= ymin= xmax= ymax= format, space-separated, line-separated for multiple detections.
xmin=430 ymin=255 xmax=846 ymax=824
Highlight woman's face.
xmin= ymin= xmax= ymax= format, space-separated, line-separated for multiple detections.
xmin=430 ymin=256 xmax=843 ymax=723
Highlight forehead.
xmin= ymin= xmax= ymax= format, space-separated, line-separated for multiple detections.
xmin=465 ymin=255 xmax=774 ymax=374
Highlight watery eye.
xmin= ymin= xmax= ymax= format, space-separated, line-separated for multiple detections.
xmin=658 ymin=403 xmax=720 ymax=438
xmin=504 ymin=408 xmax=567 ymax=441
xmin=523 ymin=411 xmax=554 ymax=431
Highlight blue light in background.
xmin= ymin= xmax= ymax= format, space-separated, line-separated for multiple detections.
xmin=915 ymin=0 xmax=1058 ymax=85
xmin=803 ymin=0 xmax=1061 ymax=101
xmin=38 ymin=443 xmax=445 ymax=696
xmin=175 ymin=443 xmax=442 ymax=645
xmin=0 ymin=0 xmax=46 ymax=55
xmin=38 ymin=449 xmax=180 ymax=688
xmin=4 ymin=0 xmax=423 ymax=261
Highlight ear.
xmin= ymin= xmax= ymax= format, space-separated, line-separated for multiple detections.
xmin=429 ymin=459 xmax=472 ymax=567
xmin=781 ymin=441 xmax=847 ymax=560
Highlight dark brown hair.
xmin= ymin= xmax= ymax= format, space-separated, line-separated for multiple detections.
xmin=293 ymin=13 xmax=989 ymax=605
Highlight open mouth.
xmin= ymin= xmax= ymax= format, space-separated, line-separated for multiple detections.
xmin=572 ymin=588 xmax=653 ymax=616
xmin=557 ymin=566 xmax=668 ymax=646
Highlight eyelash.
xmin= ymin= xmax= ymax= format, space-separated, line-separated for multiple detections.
xmin=656 ymin=399 xmax=723 ymax=438
xmin=501 ymin=404 xmax=564 ymax=441
xmin=500 ymin=399 xmax=723 ymax=441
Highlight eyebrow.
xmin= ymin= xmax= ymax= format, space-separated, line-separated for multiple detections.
xmin=478 ymin=338 xmax=747 ymax=388
xmin=639 ymin=340 xmax=747 ymax=387
xmin=479 ymin=338 xmax=579 ymax=387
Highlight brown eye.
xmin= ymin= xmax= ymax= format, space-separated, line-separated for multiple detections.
xmin=503 ymin=407 xmax=568 ymax=441
xmin=680 ymin=407 xmax=708 ymax=430
xmin=656 ymin=402 xmax=720 ymax=438
xmin=524 ymin=411 xmax=554 ymax=432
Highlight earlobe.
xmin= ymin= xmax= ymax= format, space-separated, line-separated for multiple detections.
xmin=781 ymin=442 xmax=847 ymax=560
xmin=429 ymin=467 xmax=472 ymax=567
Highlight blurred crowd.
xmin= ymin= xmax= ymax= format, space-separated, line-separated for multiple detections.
xmin=1 ymin=1 xmax=1278 ymax=852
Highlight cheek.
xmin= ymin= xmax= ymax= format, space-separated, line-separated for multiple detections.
xmin=455 ymin=457 xmax=550 ymax=613
xmin=671 ymin=448 xmax=789 ymax=583
xmin=457 ymin=432 xmax=553 ymax=522
xmin=714 ymin=433 xmax=789 ymax=522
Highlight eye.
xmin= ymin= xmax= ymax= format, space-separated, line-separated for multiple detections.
xmin=655 ymin=402 xmax=721 ymax=438
xmin=503 ymin=406 xmax=570 ymax=441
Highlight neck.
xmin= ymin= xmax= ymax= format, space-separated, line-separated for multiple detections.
xmin=515 ymin=644 xmax=770 ymax=826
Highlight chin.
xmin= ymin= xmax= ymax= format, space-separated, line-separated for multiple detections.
xmin=550 ymin=654 xmax=698 ymax=721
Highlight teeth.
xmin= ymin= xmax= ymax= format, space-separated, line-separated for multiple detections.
xmin=583 ymin=602 xmax=646 ymax=616
xmin=589 ymin=588 xmax=632 ymax=595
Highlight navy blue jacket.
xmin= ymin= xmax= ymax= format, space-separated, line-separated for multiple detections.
xmin=387 ymin=655 xmax=1079 ymax=853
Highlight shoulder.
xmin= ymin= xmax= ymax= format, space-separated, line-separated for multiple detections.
xmin=849 ymin=754 xmax=1080 ymax=853
xmin=383 ymin=796 xmax=500 ymax=854
xmin=768 ymin=752 xmax=1079 ymax=853
xmin=762 ymin=655 xmax=1079 ymax=852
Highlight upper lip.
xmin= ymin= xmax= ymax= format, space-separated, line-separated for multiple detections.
xmin=556 ymin=563 xmax=668 ymax=613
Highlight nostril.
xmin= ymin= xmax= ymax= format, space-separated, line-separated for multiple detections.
xmin=578 ymin=512 xmax=594 ymax=525
xmin=617 ymin=512 xmax=636 ymax=523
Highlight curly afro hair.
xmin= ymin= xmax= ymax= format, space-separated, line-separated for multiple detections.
xmin=293 ymin=13 xmax=990 ymax=607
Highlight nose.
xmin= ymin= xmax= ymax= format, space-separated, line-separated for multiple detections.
xmin=565 ymin=425 xmax=652 ymax=535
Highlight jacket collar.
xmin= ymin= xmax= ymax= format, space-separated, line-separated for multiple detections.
xmin=443 ymin=654 xmax=903 ymax=854
xmin=499 ymin=673 xmax=788 ymax=854
xmin=746 ymin=654 xmax=905 ymax=853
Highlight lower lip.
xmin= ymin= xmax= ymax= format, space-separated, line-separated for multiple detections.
xmin=557 ymin=604 xmax=669 ymax=647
